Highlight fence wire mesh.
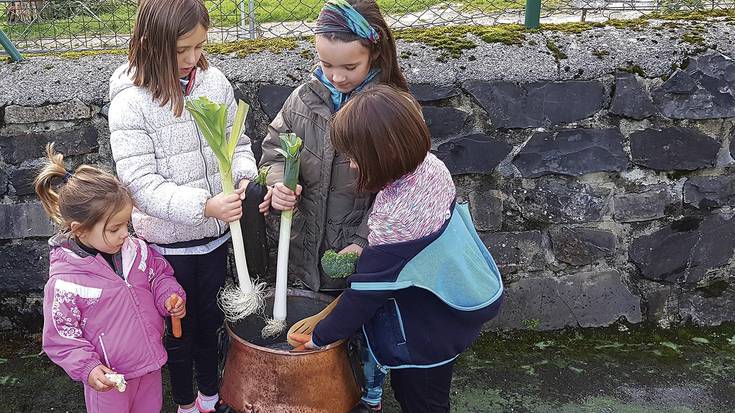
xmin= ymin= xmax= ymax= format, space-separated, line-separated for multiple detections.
xmin=1 ymin=0 xmax=734 ymax=53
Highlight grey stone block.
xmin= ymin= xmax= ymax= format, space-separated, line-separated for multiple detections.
xmin=469 ymin=190 xmax=503 ymax=231
xmin=614 ymin=185 xmax=673 ymax=223
xmin=410 ymin=83 xmax=460 ymax=103
xmin=680 ymin=283 xmax=735 ymax=325
xmin=513 ymin=128 xmax=628 ymax=178
xmin=512 ymin=177 xmax=611 ymax=224
xmin=653 ymin=52 xmax=735 ymax=119
xmin=683 ymin=175 xmax=735 ymax=208
xmin=630 ymin=127 xmax=719 ymax=171
xmin=4 ymin=99 xmax=91 ymax=124
xmin=9 ymin=163 xmax=41 ymax=196
xmin=0 ymin=203 xmax=56 ymax=239
xmin=422 ymin=106 xmax=469 ymax=140
xmin=0 ymin=240 xmax=49 ymax=292
xmin=0 ymin=126 xmax=99 ymax=165
xmin=0 ymin=166 xmax=8 ymax=196
xmin=479 ymin=230 xmax=546 ymax=274
xmin=463 ymin=80 xmax=605 ymax=128
xmin=610 ymin=72 xmax=656 ymax=120
xmin=434 ymin=133 xmax=512 ymax=175
xmin=629 ymin=214 xmax=735 ymax=283
xmin=550 ymin=227 xmax=617 ymax=265
xmin=486 ymin=271 xmax=642 ymax=330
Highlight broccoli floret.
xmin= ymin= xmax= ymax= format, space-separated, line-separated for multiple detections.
xmin=321 ymin=249 xmax=359 ymax=278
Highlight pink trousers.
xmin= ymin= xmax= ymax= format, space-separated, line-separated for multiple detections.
xmin=84 ymin=369 xmax=162 ymax=413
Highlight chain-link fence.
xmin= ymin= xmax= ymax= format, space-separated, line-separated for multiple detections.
xmin=1 ymin=0 xmax=734 ymax=53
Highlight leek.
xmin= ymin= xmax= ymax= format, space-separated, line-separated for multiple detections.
xmin=262 ymin=132 xmax=302 ymax=338
xmin=185 ymin=96 xmax=265 ymax=321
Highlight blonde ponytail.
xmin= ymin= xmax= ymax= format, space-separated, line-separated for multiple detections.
xmin=34 ymin=143 xmax=67 ymax=225
xmin=33 ymin=143 xmax=133 ymax=234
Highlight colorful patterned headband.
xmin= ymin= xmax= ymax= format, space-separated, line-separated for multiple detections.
xmin=314 ymin=0 xmax=380 ymax=44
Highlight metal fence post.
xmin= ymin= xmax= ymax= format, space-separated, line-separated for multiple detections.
xmin=0 ymin=28 xmax=22 ymax=62
xmin=525 ymin=0 xmax=541 ymax=29
xmin=239 ymin=0 xmax=248 ymax=39
xmin=249 ymin=0 xmax=256 ymax=39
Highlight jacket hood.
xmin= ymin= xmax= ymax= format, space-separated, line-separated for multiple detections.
xmin=109 ymin=64 xmax=137 ymax=102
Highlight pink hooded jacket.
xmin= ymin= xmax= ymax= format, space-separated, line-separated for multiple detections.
xmin=42 ymin=235 xmax=185 ymax=383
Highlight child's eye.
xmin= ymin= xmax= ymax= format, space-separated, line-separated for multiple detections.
xmin=345 ymin=66 xmax=357 ymax=71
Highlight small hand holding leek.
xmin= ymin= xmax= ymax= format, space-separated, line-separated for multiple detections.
xmin=269 ymin=182 xmax=303 ymax=211
xmin=205 ymin=187 xmax=245 ymax=222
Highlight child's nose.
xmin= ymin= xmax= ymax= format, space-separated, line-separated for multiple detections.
xmin=184 ymin=51 xmax=198 ymax=66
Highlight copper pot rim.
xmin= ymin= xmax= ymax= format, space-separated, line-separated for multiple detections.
xmin=224 ymin=322 xmax=346 ymax=356
xmin=224 ymin=287 xmax=347 ymax=356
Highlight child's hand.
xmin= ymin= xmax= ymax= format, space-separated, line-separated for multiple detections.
xmin=165 ymin=294 xmax=186 ymax=319
xmin=338 ymin=243 xmax=363 ymax=256
xmin=270 ymin=182 xmax=302 ymax=211
xmin=205 ymin=187 xmax=245 ymax=222
xmin=88 ymin=364 xmax=115 ymax=392
xmin=288 ymin=333 xmax=317 ymax=351
xmin=258 ymin=186 xmax=272 ymax=215
xmin=238 ymin=179 xmax=250 ymax=200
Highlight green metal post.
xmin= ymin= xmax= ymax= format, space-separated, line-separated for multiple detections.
xmin=0 ymin=28 xmax=22 ymax=62
xmin=525 ymin=0 xmax=541 ymax=29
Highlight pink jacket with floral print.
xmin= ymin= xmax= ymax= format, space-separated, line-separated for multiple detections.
xmin=42 ymin=235 xmax=185 ymax=383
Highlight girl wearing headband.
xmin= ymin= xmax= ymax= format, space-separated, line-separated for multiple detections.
xmin=258 ymin=1 xmax=408 ymax=411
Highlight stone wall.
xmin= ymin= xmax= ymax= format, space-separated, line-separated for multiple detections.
xmin=1 ymin=18 xmax=734 ymax=332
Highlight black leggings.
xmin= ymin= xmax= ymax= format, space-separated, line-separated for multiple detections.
xmin=390 ymin=360 xmax=455 ymax=413
xmin=163 ymin=243 xmax=227 ymax=406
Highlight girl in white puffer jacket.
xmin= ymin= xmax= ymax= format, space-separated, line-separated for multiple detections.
xmin=107 ymin=1 xmax=257 ymax=411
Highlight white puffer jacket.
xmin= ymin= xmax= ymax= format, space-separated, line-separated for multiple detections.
xmin=108 ymin=64 xmax=257 ymax=244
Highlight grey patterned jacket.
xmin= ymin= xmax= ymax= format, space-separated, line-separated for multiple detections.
xmin=108 ymin=64 xmax=257 ymax=245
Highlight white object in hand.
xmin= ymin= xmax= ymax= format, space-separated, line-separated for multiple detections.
xmin=105 ymin=373 xmax=127 ymax=392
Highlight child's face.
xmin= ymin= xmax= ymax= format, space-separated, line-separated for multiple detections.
xmin=75 ymin=203 xmax=133 ymax=255
xmin=176 ymin=24 xmax=208 ymax=78
xmin=315 ymin=36 xmax=372 ymax=93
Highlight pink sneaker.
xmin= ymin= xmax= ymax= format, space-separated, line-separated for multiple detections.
xmin=194 ymin=393 xmax=219 ymax=413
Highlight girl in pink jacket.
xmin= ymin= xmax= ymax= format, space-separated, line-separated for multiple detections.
xmin=35 ymin=144 xmax=186 ymax=413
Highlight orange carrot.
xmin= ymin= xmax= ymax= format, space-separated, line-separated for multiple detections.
xmin=170 ymin=294 xmax=182 ymax=338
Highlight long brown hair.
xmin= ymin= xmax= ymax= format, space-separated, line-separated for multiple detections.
xmin=128 ymin=0 xmax=210 ymax=117
xmin=317 ymin=0 xmax=408 ymax=92
xmin=331 ymin=85 xmax=429 ymax=192
xmin=34 ymin=144 xmax=133 ymax=236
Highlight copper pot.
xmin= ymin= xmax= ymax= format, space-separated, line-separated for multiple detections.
xmin=220 ymin=288 xmax=360 ymax=413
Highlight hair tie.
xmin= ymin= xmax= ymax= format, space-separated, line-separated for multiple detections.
xmin=63 ymin=171 xmax=73 ymax=183
xmin=315 ymin=0 xmax=381 ymax=44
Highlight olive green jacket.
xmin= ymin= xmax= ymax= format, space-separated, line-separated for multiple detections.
xmin=260 ymin=78 xmax=374 ymax=291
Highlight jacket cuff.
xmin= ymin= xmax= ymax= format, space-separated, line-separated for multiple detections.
xmin=311 ymin=332 xmax=326 ymax=348
xmin=352 ymin=236 xmax=368 ymax=248
xmin=81 ymin=359 xmax=103 ymax=384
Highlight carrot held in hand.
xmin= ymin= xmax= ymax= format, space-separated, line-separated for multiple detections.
xmin=168 ymin=294 xmax=183 ymax=338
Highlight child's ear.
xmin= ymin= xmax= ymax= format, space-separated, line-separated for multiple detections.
xmin=70 ymin=221 xmax=84 ymax=238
